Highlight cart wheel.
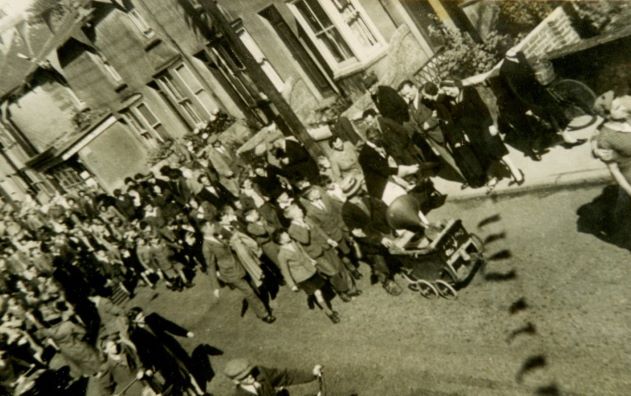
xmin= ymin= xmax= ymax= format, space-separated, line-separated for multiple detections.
xmin=415 ymin=280 xmax=438 ymax=299
xmin=434 ymin=280 xmax=458 ymax=299
xmin=470 ymin=233 xmax=484 ymax=253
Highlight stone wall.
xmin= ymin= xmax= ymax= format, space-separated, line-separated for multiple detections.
xmin=513 ymin=6 xmax=581 ymax=60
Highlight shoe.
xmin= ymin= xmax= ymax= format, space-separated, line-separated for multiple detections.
xmin=261 ymin=315 xmax=276 ymax=324
xmin=383 ymin=280 xmax=402 ymax=296
xmin=529 ymin=152 xmax=542 ymax=161
xmin=347 ymin=289 xmax=362 ymax=297
xmin=351 ymin=270 xmax=363 ymax=280
xmin=339 ymin=293 xmax=352 ymax=303
xmin=327 ymin=311 xmax=340 ymax=324
xmin=508 ymin=170 xmax=525 ymax=186
xmin=561 ymin=138 xmax=586 ymax=149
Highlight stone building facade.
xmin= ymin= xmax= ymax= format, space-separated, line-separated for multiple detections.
xmin=0 ymin=0 xmax=472 ymax=201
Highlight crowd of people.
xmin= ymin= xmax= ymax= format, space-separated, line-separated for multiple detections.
xmin=0 ymin=50 xmax=603 ymax=394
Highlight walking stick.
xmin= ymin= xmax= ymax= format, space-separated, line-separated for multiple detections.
xmin=317 ymin=369 xmax=326 ymax=396
xmin=113 ymin=377 xmax=139 ymax=396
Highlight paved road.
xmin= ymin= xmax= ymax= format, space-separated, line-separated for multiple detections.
xmin=130 ymin=184 xmax=631 ymax=396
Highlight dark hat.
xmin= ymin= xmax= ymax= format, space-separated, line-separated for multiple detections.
xmin=224 ymin=358 xmax=253 ymax=380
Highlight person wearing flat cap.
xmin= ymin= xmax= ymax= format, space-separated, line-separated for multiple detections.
xmin=224 ymin=357 xmax=322 ymax=396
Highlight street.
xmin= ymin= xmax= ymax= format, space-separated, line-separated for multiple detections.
xmin=129 ymin=184 xmax=631 ymax=396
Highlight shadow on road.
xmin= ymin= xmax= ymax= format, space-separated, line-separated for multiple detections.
xmin=576 ymin=185 xmax=631 ymax=251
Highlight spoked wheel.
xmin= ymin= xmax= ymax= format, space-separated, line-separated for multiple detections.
xmin=415 ymin=280 xmax=439 ymax=299
xmin=434 ymin=280 xmax=458 ymax=299
xmin=549 ymin=78 xmax=597 ymax=119
xmin=470 ymin=233 xmax=484 ymax=253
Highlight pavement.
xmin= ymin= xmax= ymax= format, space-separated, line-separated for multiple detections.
xmin=431 ymin=119 xmax=612 ymax=201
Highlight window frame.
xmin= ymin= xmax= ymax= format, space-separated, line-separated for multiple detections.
xmin=156 ymin=62 xmax=215 ymax=128
xmin=127 ymin=6 xmax=155 ymax=38
xmin=86 ymin=51 xmax=124 ymax=86
xmin=288 ymin=0 xmax=387 ymax=78
xmin=122 ymin=101 xmax=165 ymax=147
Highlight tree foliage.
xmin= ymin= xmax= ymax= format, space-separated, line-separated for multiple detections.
xmin=428 ymin=17 xmax=514 ymax=80
xmin=495 ymin=0 xmax=557 ymax=36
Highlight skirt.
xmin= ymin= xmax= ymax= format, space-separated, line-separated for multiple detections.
xmin=298 ymin=273 xmax=326 ymax=295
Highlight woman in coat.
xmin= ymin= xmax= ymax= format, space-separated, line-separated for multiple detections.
xmin=275 ymin=230 xmax=340 ymax=323
xmin=42 ymin=308 xmax=103 ymax=379
xmin=284 ymin=203 xmax=355 ymax=303
xmin=438 ymin=79 xmax=524 ymax=190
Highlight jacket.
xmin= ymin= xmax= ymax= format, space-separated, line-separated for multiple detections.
xmin=303 ymin=193 xmax=347 ymax=242
xmin=358 ymin=144 xmax=398 ymax=200
xmin=277 ymin=243 xmax=317 ymax=289
xmin=202 ymin=237 xmax=245 ymax=288
xmin=229 ymin=230 xmax=264 ymax=287
xmin=231 ymin=366 xmax=316 ymax=396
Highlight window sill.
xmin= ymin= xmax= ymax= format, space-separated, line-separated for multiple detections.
xmin=113 ymin=82 xmax=128 ymax=93
xmin=331 ymin=46 xmax=389 ymax=80
xmin=144 ymin=36 xmax=162 ymax=51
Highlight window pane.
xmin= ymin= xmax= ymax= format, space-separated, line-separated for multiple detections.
xmin=182 ymin=100 xmax=202 ymax=124
xmin=175 ymin=64 xmax=203 ymax=92
xmin=306 ymin=0 xmax=333 ymax=28
xmin=129 ymin=9 xmax=153 ymax=36
xmin=342 ymin=4 xmax=378 ymax=48
xmin=295 ymin=1 xmax=320 ymax=32
xmin=294 ymin=0 xmax=354 ymax=63
xmin=136 ymin=103 xmax=158 ymax=126
xmin=318 ymin=28 xmax=353 ymax=62
xmin=160 ymin=76 xmax=186 ymax=100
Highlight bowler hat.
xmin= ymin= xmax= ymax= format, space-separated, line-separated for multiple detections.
xmin=340 ymin=175 xmax=362 ymax=198
xmin=224 ymin=358 xmax=254 ymax=380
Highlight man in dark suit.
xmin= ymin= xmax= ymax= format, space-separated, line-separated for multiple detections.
xmin=224 ymin=357 xmax=322 ymax=396
xmin=362 ymin=108 xmax=419 ymax=166
xmin=252 ymin=164 xmax=286 ymax=201
xmin=126 ymin=307 xmax=201 ymax=395
xmin=358 ymin=127 xmax=419 ymax=203
xmin=370 ymin=84 xmax=410 ymax=125
xmin=113 ymin=189 xmax=136 ymax=220
xmin=272 ymin=136 xmax=319 ymax=186
xmin=162 ymin=167 xmax=193 ymax=207
xmin=196 ymin=173 xmax=235 ymax=208
xmin=339 ymin=176 xmax=401 ymax=295
xmin=398 ymin=80 xmax=464 ymax=179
